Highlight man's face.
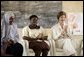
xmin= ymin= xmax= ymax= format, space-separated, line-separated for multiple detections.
xmin=30 ymin=17 xmax=38 ymax=25
xmin=9 ymin=16 xmax=14 ymax=25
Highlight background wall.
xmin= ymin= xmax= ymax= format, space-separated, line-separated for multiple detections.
xmin=62 ymin=1 xmax=83 ymax=13
xmin=1 ymin=1 xmax=83 ymax=35
xmin=1 ymin=1 xmax=62 ymax=28
xmin=62 ymin=1 xmax=83 ymax=35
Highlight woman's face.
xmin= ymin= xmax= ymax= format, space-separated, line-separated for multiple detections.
xmin=30 ymin=17 xmax=38 ymax=25
xmin=9 ymin=16 xmax=14 ymax=25
xmin=59 ymin=15 xmax=66 ymax=25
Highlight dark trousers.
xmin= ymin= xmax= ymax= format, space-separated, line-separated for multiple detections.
xmin=29 ymin=41 xmax=50 ymax=56
xmin=6 ymin=42 xmax=23 ymax=56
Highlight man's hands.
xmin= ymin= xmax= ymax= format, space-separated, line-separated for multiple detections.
xmin=36 ymin=33 xmax=43 ymax=40
xmin=36 ymin=33 xmax=48 ymax=40
xmin=23 ymin=33 xmax=48 ymax=41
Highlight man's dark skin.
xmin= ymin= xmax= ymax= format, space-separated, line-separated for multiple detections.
xmin=23 ymin=16 xmax=49 ymax=56
xmin=23 ymin=17 xmax=48 ymax=41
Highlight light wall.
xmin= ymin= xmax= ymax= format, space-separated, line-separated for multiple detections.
xmin=45 ymin=1 xmax=83 ymax=36
xmin=62 ymin=1 xmax=83 ymax=13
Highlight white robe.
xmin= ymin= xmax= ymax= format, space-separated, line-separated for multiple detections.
xmin=47 ymin=30 xmax=56 ymax=56
xmin=49 ymin=23 xmax=76 ymax=56
xmin=1 ymin=11 xmax=20 ymax=50
xmin=22 ymin=26 xmax=50 ymax=56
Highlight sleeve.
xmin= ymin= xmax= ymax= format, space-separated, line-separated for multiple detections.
xmin=67 ymin=26 xmax=73 ymax=36
xmin=22 ymin=26 xmax=29 ymax=37
xmin=1 ymin=19 xmax=6 ymax=42
xmin=14 ymin=24 xmax=19 ymax=42
xmin=52 ymin=27 xmax=61 ymax=40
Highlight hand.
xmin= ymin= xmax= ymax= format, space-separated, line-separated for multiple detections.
xmin=36 ymin=37 xmax=42 ymax=40
xmin=36 ymin=33 xmax=43 ymax=39
xmin=61 ymin=26 xmax=67 ymax=35
xmin=8 ymin=39 xmax=14 ymax=45
xmin=3 ymin=39 xmax=14 ymax=46
xmin=61 ymin=30 xmax=65 ymax=35
xmin=63 ymin=25 xmax=68 ymax=31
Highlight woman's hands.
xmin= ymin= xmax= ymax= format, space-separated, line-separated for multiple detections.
xmin=3 ymin=39 xmax=14 ymax=47
xmin=61 ymin=25 xmax=68 ymax=35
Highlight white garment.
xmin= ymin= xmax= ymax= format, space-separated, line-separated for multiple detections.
xmin=8 ymin=24 xmax=19 ymax=42
xmin=49 ymin=23 xmax=76 ymax=56
xmin=1 ymin=11 xmax=19 ymax=43
xmin=47 ymin=30 xmax=56 ymax=56
xmin=22 ymin=26 xmax=50 ymax=56
xmin=1 ymin=11 xmax=21 ymax=53
xmin=81 ymin=41 xmax=83 ymax=56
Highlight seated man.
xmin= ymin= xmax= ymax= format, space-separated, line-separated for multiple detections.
xmin=22 ymin=15 xmax=50 ymax=56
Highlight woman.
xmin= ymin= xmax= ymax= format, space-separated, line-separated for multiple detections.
xmin=1 ymin=11 xmax=23 ymax=56
xmin=22 ymin=15 xmax=50 ymax=56
xmin=49 ymin=11 xmax=77 ymax=56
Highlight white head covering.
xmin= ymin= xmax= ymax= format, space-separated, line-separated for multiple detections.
xmin=1 ymin=11 xmax=15 ymax=42
xmin=3 ymin=11 xmax=15 ymax=24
